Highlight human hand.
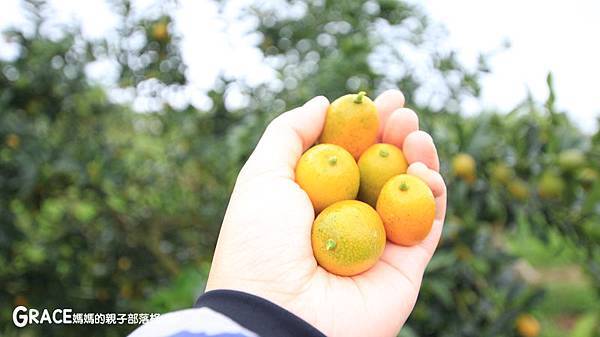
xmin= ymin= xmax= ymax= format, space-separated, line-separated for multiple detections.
xmin=205 ymin=89 xmax=447 ymax=337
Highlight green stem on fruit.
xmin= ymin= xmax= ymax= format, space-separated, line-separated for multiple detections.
xmin=399 ymin=182 xmax=409 ymax=191
xmin=328 ymin=156 xmax=338 ymax=166
xmin=379 ymin=149 xmax=389 ymax=158
xmin=354 ymin=91 xmax=366 ymax=104
xmin=326 ymin=239 xmax=337 ymax=251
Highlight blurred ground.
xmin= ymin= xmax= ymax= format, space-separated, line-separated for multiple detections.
xmin=508 ymin=223 xmax=599 ymax=337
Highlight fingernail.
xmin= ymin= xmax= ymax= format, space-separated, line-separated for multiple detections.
xmin=409 ymin=161 xmax=428 ymax=171
xmin=375 ymin=89 xmax=405 ymax=104
xmin=304 ymin=95 xmax=329 ymax=107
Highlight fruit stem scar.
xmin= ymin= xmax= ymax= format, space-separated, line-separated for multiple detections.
xmin=328 ymin=156 xmax=338 ymax=166
xmin=399 ymin=182 xmax=409 ymax=191
xmin=354 ymin=91 xmax=366 ymax=104
xmin=326 ymin=239 xmax=337 ymax=251
xmin=379 ymin=149 xmax=389 ymax=157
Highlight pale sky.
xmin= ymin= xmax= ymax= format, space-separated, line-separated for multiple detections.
xmin=418 ymin=0 xmax=600 ymax=133
xmin=1 ymin=0 xmax=598 ymax=132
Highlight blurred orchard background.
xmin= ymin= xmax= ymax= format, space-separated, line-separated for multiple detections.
xmin=1 ymin=0 xmax=599 ymax=336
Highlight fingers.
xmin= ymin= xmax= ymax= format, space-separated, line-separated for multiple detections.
xmin=379 ymin=163 xmax=447 ymax=286
xmin=407 ymin=162 xmax=447 ymax=221
xmin=403 ymin=131 xmax=440 ymax=172
xmin=374 ymin=89 xmax=405 ymax=140
xmin=406 ymin=161 xmax=446 ymax=261
xmin=375 ymin=92 xmax=437 ymax=172
xmin=386 ymin=108 xmax=444 ymax=220
xmin=382 ymin=108 xmax=419 ymax=148
xmin=238 ymin=96 xmax=330 ymax=182
xmin=407 ymin=162 xmax=445 ymax=199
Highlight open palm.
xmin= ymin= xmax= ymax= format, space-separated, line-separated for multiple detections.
xmin=206 ymin=89 xmax=447 ymax=337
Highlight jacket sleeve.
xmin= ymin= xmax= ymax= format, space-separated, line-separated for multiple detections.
xmin=127 ymin=305 xmax=259 ymax=337
xmin=195 ymin=289 xmax=326 ymax=337
xmin=128 ymin=289 xmax=326 ymax=337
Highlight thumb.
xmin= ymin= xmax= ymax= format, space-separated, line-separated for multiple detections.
xmin=238 ymin=96 xmax=330 ymax=183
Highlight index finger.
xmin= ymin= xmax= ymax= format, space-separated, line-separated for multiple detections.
xmin=374 ymin=89 xmax=405 ymax=140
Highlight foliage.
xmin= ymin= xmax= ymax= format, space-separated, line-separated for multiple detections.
xmin=0 ymin=0 xmax=598 ymax=336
